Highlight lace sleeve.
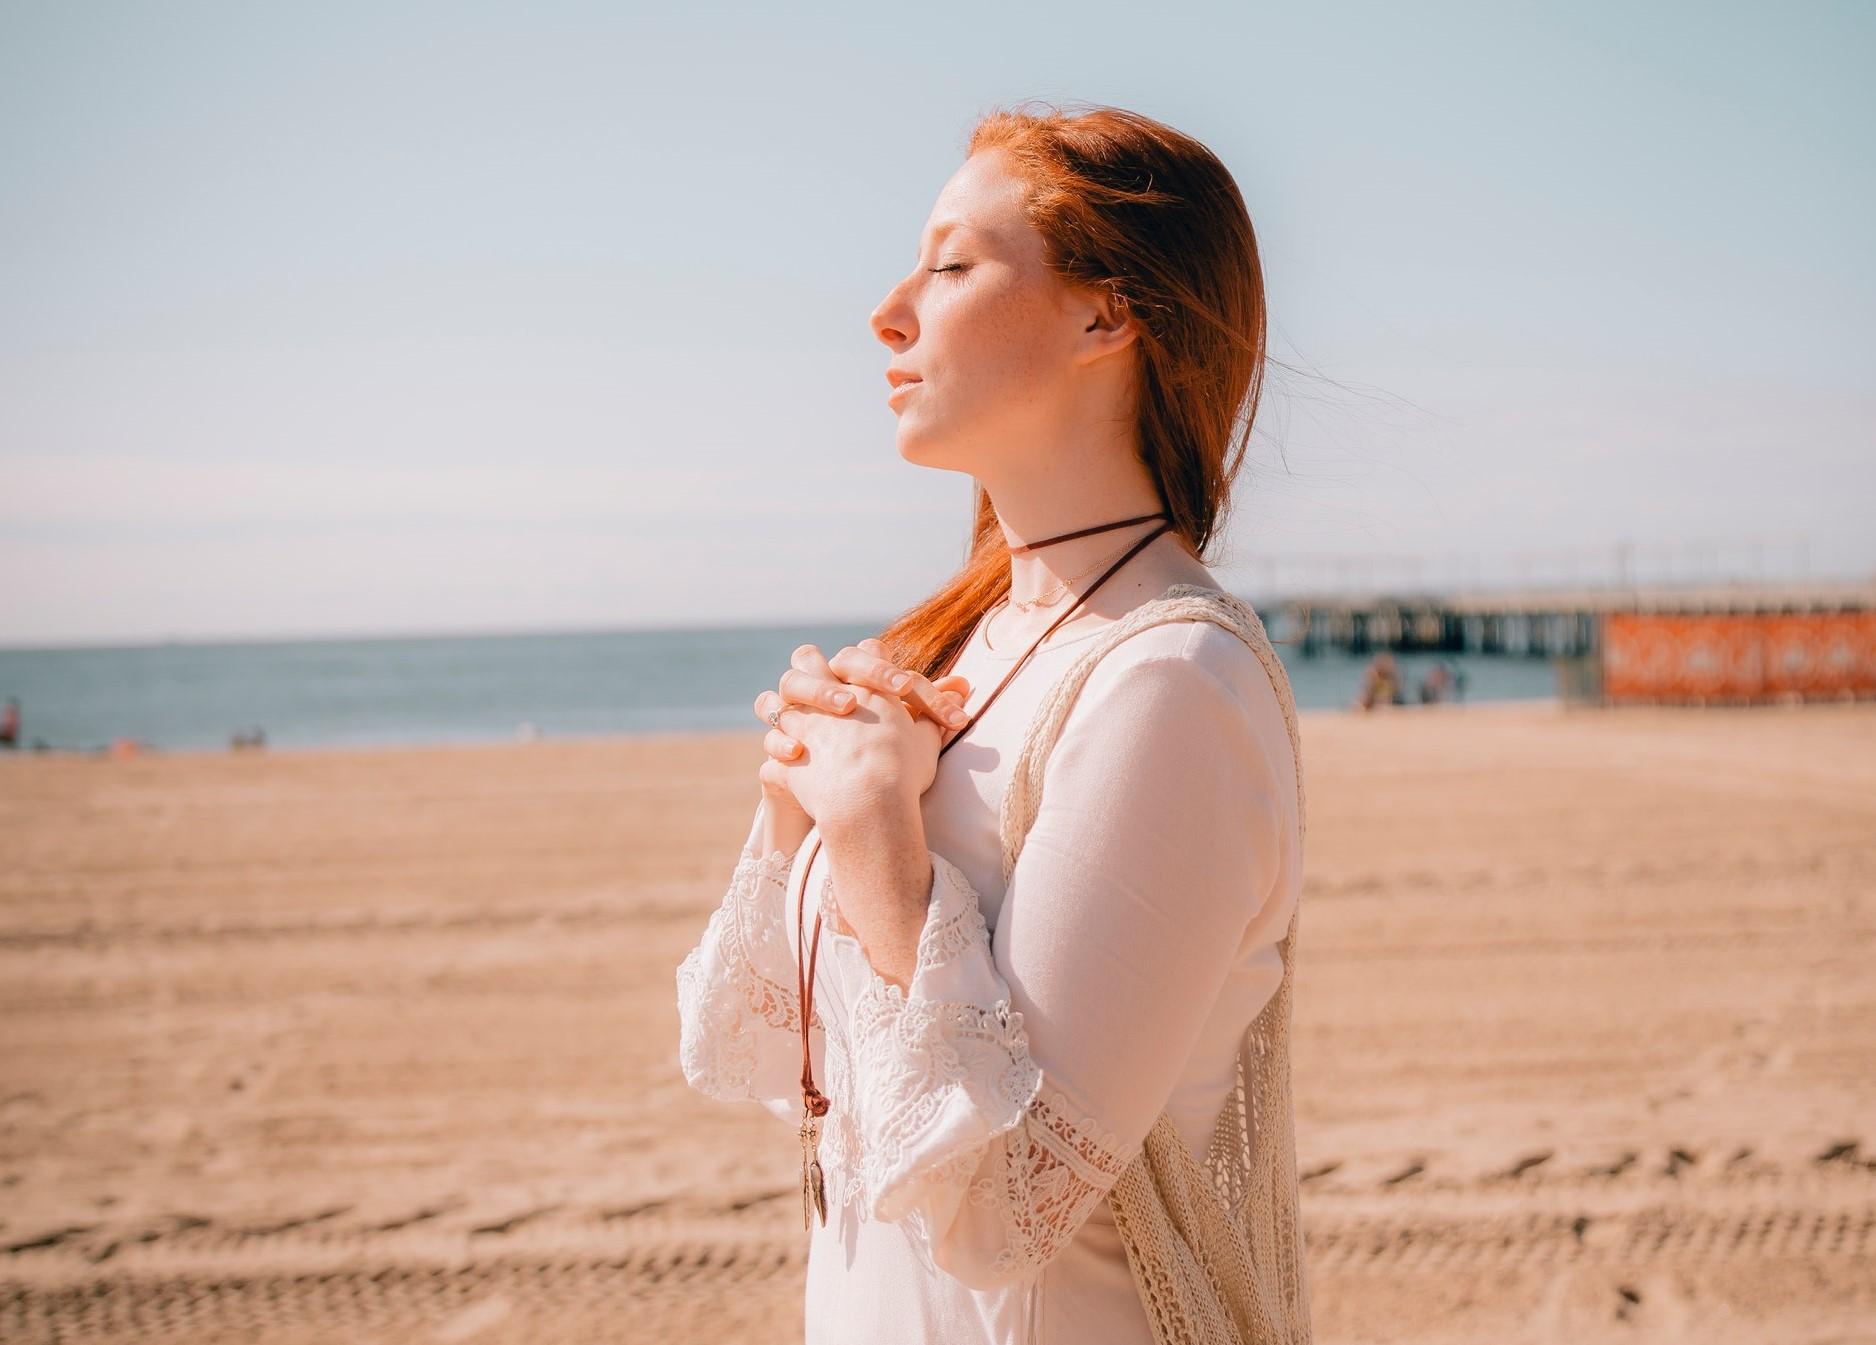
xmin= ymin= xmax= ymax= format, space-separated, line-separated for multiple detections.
xmin=825 ymin=640 xmax=1290 ymax=1292
xmin=674 ymin=804 xmax=811 ymax=1107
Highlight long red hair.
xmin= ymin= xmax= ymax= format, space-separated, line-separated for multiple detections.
xmin=875 ymin=100 xmax=1269 ymax=677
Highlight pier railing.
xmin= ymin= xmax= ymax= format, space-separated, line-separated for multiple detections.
xmin=1252 ymin=581 xmax=1876 ymax=706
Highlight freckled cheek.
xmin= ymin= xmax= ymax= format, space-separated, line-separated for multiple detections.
xmin=938 ymin=288 xmax=1055 ymax=390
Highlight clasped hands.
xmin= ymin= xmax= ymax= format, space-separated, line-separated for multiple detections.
xmin=751 ymin=637 xmax=972 ymax=838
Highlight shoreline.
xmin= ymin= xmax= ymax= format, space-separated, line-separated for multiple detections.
xmin=22 ymin=692 xmax=1876 ymax=765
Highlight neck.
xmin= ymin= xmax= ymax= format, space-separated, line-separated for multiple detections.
xmin=976 ymin=373 xmax=1183 ymax=604
xmin=991 ymin=492 xmax=1186 ymax=607
xmin=976 ymin=408 xmax=1200 ymax=612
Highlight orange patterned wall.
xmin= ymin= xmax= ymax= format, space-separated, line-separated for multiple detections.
xmin=1602 ymin=612 xmax=1876 ymax=701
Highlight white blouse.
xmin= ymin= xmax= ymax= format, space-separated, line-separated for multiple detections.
xmin=675 ymin=606 xmax=1303 ymax=1345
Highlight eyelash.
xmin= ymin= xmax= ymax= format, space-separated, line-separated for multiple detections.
xmin=927 ymin=263 xmax=966 ymax=274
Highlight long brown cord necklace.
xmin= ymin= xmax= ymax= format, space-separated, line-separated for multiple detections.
xmin=792 ymin=508 xmax=1175 ymax=1229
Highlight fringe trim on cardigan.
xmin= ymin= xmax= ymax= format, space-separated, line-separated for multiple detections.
xmin=999 ymin=583 xmax=1313 ymax=1345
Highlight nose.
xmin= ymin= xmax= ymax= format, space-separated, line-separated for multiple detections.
xmin=870 ymin=277 xmax=917 ymax=349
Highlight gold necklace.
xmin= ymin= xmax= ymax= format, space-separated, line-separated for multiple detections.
xmin=988 ymin=537 xmax=1142 ymax=652
xmin=1009 ymin=535 xmax=1141 ymax=612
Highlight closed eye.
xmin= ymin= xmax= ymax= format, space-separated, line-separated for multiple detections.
xmin=927 ymin=263 xmax=966 ymax=274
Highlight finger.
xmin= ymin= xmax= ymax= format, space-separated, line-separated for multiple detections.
xmin=792 ymin=642 xmax=836 ymax=676
xmin=778 ymin=665 xmax=857 ymax=715
xmin=827 ymin=643 xmax=969 ymax=725
xmin=795 ymin=641 xmax=870 ymax=714
xmin=763 ymin=727 xmax=803 ymax=761
xmin=928 ymin=672 xmax=972 ymax=722
xmin=752 ymin=688 xmax=809 ymax=733
xmin=829 ymin=647 xmax=971 ymax=729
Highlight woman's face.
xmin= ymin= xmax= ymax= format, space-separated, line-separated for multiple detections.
xmin=870 ymin=149 xmax=1104 ymax=474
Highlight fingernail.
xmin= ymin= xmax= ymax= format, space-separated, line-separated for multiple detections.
xmin=945 ymin=707 xmax=969 ymax=726
xmin=832 ymin=691 xmax=854 ymax=709
xmin=889 ymin=671 xmax=911 ymax=690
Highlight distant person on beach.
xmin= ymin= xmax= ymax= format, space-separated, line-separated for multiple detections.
xmin=675 ymin=105 xmax=1311 ymax=1344
xmin=1357 ymin=651 xmax=1405 ymax=710
xmin=1417 ymin=658 xmax=1468 ymax=704
xmin=0 ymin=697 xmax=18 ymax=748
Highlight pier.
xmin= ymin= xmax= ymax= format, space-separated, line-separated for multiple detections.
xmin=1260 ymin=581 xmax=1876 ymax=659
xmin=1245 ymin=577 xmax=1876 ymax=706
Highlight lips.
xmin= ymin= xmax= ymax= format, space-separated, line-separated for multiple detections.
xmin=886 ymin=368 xmax=923 ymax=405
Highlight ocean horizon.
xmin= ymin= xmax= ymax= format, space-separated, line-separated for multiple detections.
xmin=0 ymin=615 xmax=1563 ymax=755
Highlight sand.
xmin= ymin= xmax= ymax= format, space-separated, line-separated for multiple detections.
xmin=2 ymin=701 xmax=1872 ymax=1344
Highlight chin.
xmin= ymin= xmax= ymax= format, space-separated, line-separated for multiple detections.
xmin=894 ymin=422 xmax=956 ymax=470
xmin=893 ymin=408 xmax=990 ymax=477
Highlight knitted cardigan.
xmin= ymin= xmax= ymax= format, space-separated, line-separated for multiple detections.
xmin=997 ymin=583 xmax=1313 ymax=1345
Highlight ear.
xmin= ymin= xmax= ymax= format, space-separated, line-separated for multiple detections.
xmin=1071 ymin=283 xmax=1139 ymax=368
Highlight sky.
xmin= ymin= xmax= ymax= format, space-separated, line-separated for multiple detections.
xmin=1 ymin=0 xmax=1870 ymax=647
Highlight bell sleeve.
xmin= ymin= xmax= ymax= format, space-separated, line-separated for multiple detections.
xmin=825 ymin=637 xmax=1290 ymax=1292
xmin=674 ymin=799 xmax=813 ymax=1111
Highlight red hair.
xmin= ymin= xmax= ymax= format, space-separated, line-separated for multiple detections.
xmin=875 ymin=100 xmax=1269 ymax=677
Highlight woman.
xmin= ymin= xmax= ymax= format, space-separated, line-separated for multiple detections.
xmin=676 ymin=102 xmax=1310 ymax=1344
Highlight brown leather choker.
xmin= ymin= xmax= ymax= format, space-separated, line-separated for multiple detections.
xmin=792 ymin=508 xmax=1174 ymax=1230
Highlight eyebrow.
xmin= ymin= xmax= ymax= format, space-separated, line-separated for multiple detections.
xmin=916 ymin=219 xmax=975 ymax=262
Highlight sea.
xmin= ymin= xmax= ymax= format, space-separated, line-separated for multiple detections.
xmin=0 ymin=617 xmax=1561 ymax=755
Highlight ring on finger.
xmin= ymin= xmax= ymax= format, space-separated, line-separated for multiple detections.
xmin=767 ymin=703 xmax=786 ymax=731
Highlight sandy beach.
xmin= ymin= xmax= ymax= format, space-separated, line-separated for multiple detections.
xmin=2 ymin=700 xmax=1872 ymax=1344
